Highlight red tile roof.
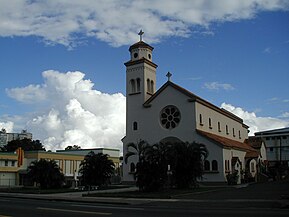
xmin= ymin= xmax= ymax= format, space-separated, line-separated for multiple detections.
xmin=196 ymin=130 xmax=258 ymax=155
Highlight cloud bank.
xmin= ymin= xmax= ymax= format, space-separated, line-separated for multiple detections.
xmin=3 ymin=72 xmax=289 ymax=150
xmin=221 ymin=103 xmax=289 ymax=135
xmin=0 ymin=0 xmax=288 ymax=47
xmin=6 ymin=70 xmax=126 ymax=151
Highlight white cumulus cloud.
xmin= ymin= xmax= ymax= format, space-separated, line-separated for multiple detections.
xmin=6 ymin=70 xmax=126 ymax=151
xmin=0 ymin=121 xmax=14 ymax=133
xmin=0 ymin=0 xmax=288 ymax=47
xmin=221 ymin=103 xmax=289 ymax=135
xmin=204 ymin=81 xmax=235 ymax=90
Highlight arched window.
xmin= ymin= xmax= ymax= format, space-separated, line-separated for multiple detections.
xmin=130 ymin=162 xmax=136 ymax=173
xmin=130 ymin=79 xmax=136 ymax=93
xmin=204 ymin=160 xmax=210 ymax=171
xmin=212 ymin=160 xmax=218 ymax=171
xmin=150 ymin=80 xmax=154 ymax=93
xmin=199 ymin=114 xmax=203 ymax=125
xmin=147 ymin=79 xmax=151 ymax=93
xmin=133 ymin=122 xmax=138 ymax=131
xmin=136 ymin=78 xmax=141 ymax=92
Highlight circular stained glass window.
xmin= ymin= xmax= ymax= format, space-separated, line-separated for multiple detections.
xmin=160 ymin=105 xmax=181 ymax=129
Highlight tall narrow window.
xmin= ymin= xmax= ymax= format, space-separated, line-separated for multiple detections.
xmin=209 ymin=118 xmax=212 ymax=129
xmin=233 ymin=128 xmax=235 ymax=137
xmin=212 ymin=160 xmax=218 ymax=171
xmin=218 ymin=122 xmax=221 ymax=132
xmin=199 ymin=114 xmax=203 ymax=125
xmin=133 ymin=122 xmax=138 ymax=131
xmin=239 ymin=130 xmax=241 ymax=139
xmin=130 ymin=79 xmax=136 ymax=93
xmin=136 ymin=78 xmax=141 ymax=92
xmin=147 ymin=79 xmax=150 ymax=93
xmin=226 ymin=125 xmax=229 ymax=135
xmin=150 ymin=80 xmax=154 ymax=93
xmin=204 ymin=160 xmax=210 ymax=171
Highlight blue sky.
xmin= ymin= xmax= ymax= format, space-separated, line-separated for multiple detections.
xmin=0 ymin=1 xmax=288 ymax=150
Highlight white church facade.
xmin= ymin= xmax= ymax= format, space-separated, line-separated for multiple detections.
xmin=122 ymin=35 xmax=262 ymax=184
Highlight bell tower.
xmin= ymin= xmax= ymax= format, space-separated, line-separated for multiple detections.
xmin=124 ymin=30 xmax=158 ymax=103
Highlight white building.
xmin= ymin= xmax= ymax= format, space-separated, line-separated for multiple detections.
xmin=122 ymin=36 xmax=262 ymax=184
xmin=0 ymin=129 xmax=32 ymax=148
xmin=254 ymin=127 xmax=289 ymax=168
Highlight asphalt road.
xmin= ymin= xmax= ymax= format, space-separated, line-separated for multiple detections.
xmin=0 ymin=197 xmax=288 ymax=217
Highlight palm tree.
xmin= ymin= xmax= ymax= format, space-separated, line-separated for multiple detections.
xmin=172 ymin=142 xmax=208 ymax=188
xmin=79 ymin=152 xmax=115 ymax=187
xmin=27 ymin=159 xmax=64 ymax=189
xmin=124 ymin=140 xmax=150 ymax=164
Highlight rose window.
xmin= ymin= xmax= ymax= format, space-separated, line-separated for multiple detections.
xmin=160 ymin=106 xmax=181 ymax=129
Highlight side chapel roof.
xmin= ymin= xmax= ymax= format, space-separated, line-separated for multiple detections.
xmin=196 ymin=130 xmax=258 ymax=157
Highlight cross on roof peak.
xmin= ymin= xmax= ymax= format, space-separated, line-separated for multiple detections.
xmin=138 ymin=29 xmax=144 ymax=41
xmin=166 ymin=72 xmax=172 ymax=81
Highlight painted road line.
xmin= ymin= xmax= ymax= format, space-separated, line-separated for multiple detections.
xmin=37 ymin=207 xmax=112 ymax=215
xmin=72 ymin=204 xmax=145 ymax=211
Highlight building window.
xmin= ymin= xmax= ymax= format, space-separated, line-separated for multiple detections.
xmin=199 ymin=114 xmax=203 ymax=126
xmin=251 ymin=162 xmax=255 ymax=172
xmin=151 ymin=80 xmax=154 ymax=93
xmin=209 ymin=118 xmax=212 ymax=129
xmin=282 ymin=136 xmax=287 ymax=139
xmin=5 ymin=160 xmax=8 ymax=166
xmin=136 ymin=78 xmax=140 ymax=92
xmin=239 ymin=130 xmax=241 ymax=139
xmin=218 ymin=122 xmax=221 ymax=132
xmin=269 ymin=147 xmax=273 ymax=152
xmin=11 ymin=161 xmax=15 ymax=167
xmin=130 ymin=162 xmax=136 ymax=173
xmin=233 ymin=128 xmax=235 ymax=137
xmin=130 ymin=79 xmax=136 ymax=93
xmin=133 ymin=122 xmax=138 ymax=131
xmin=225 ymin=160 xmax=230 ymax=172
xmin=160 ymin=105 xmax=181 ymax=129
xmin=147 ymin=79 xmax=150 ymax=93
xmin=204 ymin=160 xmax=210 ymax=171
xmin=212 ymin=160 xmax=218 ymax=171
xmin=226 ymin=125 xmax=228 ymax=134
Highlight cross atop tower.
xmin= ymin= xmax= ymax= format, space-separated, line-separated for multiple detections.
xmin=138 ymin=29 xmax=144 ymax=41
xmin=166 ymin=71 xmax=172 ymax=81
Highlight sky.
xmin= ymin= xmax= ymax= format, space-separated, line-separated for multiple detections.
xmin=0 ymin=0 xmax=289 ymax=151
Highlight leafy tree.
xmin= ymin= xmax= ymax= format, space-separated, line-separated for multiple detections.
xmin=2 ymin=138 xmax=45 ymax=152
xmin=27 ymin=159 xmax=64 ymax=189
xmin=65 ymin=145 xmax=81 ymax=150
xmin=79 ymin=152 xmax=115 ymax=186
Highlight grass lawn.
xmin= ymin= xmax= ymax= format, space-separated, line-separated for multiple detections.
xmin=85 ymin=187 xmax=224 ymax=199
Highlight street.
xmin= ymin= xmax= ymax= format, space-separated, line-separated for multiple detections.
xmin=0 ymin=197 xmax=288 ymax=217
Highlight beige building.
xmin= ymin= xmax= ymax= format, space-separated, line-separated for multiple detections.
xmin=122 ymin=37 xmax=265 ymax=184
xmin=0 ymin=148 xmax=120 ymax=187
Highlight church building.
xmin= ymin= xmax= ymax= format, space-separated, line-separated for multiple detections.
xmin=122 ymin=33 xmax=261 ymax=184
